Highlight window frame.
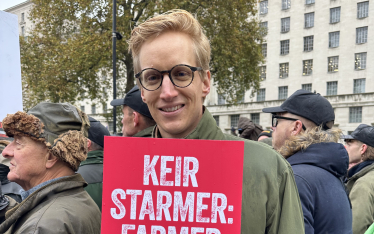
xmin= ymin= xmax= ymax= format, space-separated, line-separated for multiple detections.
xmin=230 ymin=115 xmax=240 ymax=128
xmin=282 ymin=0 xmax=291 ymax=10
xmin=355 ymin=52 xmax=367 ymax=70
xmin=326 ymin=81 xmax=338 ymax=96
xmin=356 ymin=26 xmax=368 ymax=44
xmin=280 ymin=40 xmax=290 ymax=55
xmin=251 ymin=113 xmax=261 ymax=125
xmin=302 ymin=83 xmax=312 ymax=92
xmin=357 ymin=1 xmax=369 ymax=19
xmin=353 ymin=78 xmax=366 ymax=94
xmin=281 ymin=17 xmax=290 ymax=33
xmin=262 ymin=43 xmax=267 ymax=58
xmin=305 ymin=12 xmax=315 ymax=28
xmin=260 ymin=66 xmax=266 ymax=81
xmin=260 ymin=1 xmax=268 ymax=15
xmin=278 ymin=86 xmax=288 ymax=100
xmin=349 ymin=107 xmax=362 ymax=123
xmin=304 ymin=35 xmax=314 ymax=52
xmin=279 ymin=63 xmax=289 ymax=78
xmin=303 ymin=60 xmax=313 ymax=76
xmin=330 ymin=7 xmax=341 ymax=24
xmin=329 ymin=31 xmax=340 ymax=48
xmin=257 ymin=88 xmax=266 ymax=102
xmin=328 ymin=56 xmax=339 ymax=73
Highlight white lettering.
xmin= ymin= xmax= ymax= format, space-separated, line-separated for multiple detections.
xmin=151 ymin=226 xmax=166 ymax=234
xmin=139 ymin=190 xmax=155 ymax=220
xmin=175 ymin=157 xmax=182 ymax=186
xmin=156 ymin=191 xmax=172 ymax=221
xmin=183 ymin=157 xmax=199 ymax=187
xmin=206 ymin=228 xmax=221 ymax=234
xmin=191 ymin=227 xmax=204 ymax=234
xmin=160 ymin=156 xmax=174 ymax=186
xmin=126 ymin=190 xmax=142 ymax=220
xmin=122 ymin=224 xmax=135 ymax=234
xmin=111 ymin=189 xmax=126 ymax=219
xmin=168 ymin=226 xmax=189 ymax=234
xmin=196 ymin=193 xmax=210 ymax=223
xmin=211 ymin=193 xmax=227 ymax=224
xmin=144 ymin=155 xmax=159 ymax=185
xmin=173 ymin=192 xmax=194 ymax=222
xmin=137 ymin=225 xmax=146 ymax=234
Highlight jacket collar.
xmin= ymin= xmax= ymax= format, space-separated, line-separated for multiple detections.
xmin=80 ymin=150 xmax=103 ymax=166
xmin=0 ymin=174 xmax=86 ymax=233
xmin=151 ymin=106 xmax=225 ymax=140
xmin=348 ymin=160 xmax=374 ymax=179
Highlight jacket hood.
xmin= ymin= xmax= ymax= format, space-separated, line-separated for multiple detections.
xmin=283 ymin=127 xmax=349 ymax=177
xmin=237 ymin=117 xmax=263 ymax=140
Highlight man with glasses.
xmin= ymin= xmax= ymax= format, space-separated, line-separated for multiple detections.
xmin=128 ymin=9 xmax=304 ymax=233
xmin=343 ymin=124 xmax=374 ymax=234
xmin=263 ymin=89 xmax=352 ymax=234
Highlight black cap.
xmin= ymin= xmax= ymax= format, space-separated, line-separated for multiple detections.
xmin=88 ymin=117 xmax=110 ymax=148
xmin=262 ymin=89 xmax=335 ymax=130
xmin=257 ymin=130 xmax=272 ymax=140
xmin=342 ymin=124 xmax=374 ymax=147
xmin=110 ymin=85 xmax=153 ymax=119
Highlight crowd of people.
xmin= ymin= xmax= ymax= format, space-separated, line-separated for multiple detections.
xmin=0 ymin=9 xmax=373 ymax=234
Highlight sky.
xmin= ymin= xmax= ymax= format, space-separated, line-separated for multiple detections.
xmin=0 ymin=0 xmax=27 ymax=11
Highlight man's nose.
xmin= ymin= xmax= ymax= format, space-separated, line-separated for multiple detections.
xmin=160 ymin=74 xmax=178 ymax=100
xmin=2 ymin=144 xmax=13 ymax=158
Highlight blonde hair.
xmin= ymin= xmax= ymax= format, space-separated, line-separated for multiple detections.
xmin=128 ymin=9 xmax=211 ymax=81
xmin=362 ymin=145 xmax=374 ymax=161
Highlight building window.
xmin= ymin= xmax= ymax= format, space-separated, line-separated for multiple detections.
xmin=21 ymin=26 xmax=25 ymax=37
xmin=257 ymin=88 xmax=266 ymax=102
xmin=302 ymin=83 xmax=312 ymax=92
xmin=91 ymin=104 xmax=96 ymax=114
xmin=80 ymin=105 xmax=85 ymax=112
xmin=329 ymin=31 xmax=340 ymax=48
xmin=280 ymin=40 xmax=290 ymax=55
xmin=356 ymin=27 xmax=368 ymax=44
xmin=21 ymin=13 xmax=25 ymax=22
xmin=282 ymin=0 xmax=291 ymax=10
xmin=326 ymin=81 xmax=338 ymax=96
xmin=260 ymin=21 xmax=268 ymax=36
xmin=260 ymin=66 xmax=266 ymax=81
xmin=279 ymin=63 xmax=289 ymax=78
xmin=305 ymin=12 xmax=314 ymax=28
xmin=230 ymin=115 xmax=240 ymax=128
xmin=262 ymin=44 xmax=267 ymax=58
xmin=328 ymin=56 xmax=339 ymax=72
xmin=304 ymin=36 xmax=314 ymax=51
xmin=354 ymin=78 xmax=366 ymax=94
xmin=330 ymin=7 xmax=341 ymax=23
xmin=213 ymin=116 xmax=219 ymax=126
xmin=357 ymin=1 xmax=369 ymax=19
xmin=306 ymin=0 xmax=315 ymax=5
xmin=103 ymin=103 xmax=108 ymax=113
xmin=260 ymin=1 xmax=268 ymax=15
xmin=108 ymin=122 xmax=113 ymax=132
xmin=303 ymin=60 xmax=313 ymax=76
xmin=281 ymin=17 xmax=290 ymax=33
xmin=251 ymin=113 xmax=260 ymax=125
xmin=355 ymin=52 xmax=367 ymax=70
xmin=217 ymin=94 xmax=226 ymax=105
xmin=349 ymin=107 xmax=362 ymax=123
xmin=278 ymin=86 xmax=288 ymax=100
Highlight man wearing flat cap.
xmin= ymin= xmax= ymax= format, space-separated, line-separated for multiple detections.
xmin=111 ymin=85 xmax=155 ymax=137
xmin=78 ymin=116 xmax=110 ymax=211
xmin=263 ymin=89 xmax=352 ymax=234
xmin=0 ymin=102 xmax=101 ymax=234
xmin=344 ymin=124 xmax=374 ymax=234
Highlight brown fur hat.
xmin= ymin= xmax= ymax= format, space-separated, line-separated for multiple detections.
xmin=2 ymin=103 xmax=90 ymax=171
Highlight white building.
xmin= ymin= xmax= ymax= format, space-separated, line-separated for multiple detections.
xmin=205 ymin=0 xmax=374 ymax=134
xmin=6 ymin=0 xmax=374 ymax=134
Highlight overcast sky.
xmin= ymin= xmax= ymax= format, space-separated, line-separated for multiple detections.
xmin=0 ymin=0 xmax=27 ymax=11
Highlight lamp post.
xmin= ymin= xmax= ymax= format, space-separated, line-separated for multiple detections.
xmin=112 ymin=0 xmax=117 ymax=134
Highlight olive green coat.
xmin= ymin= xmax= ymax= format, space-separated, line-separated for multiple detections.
xmin=151 ymin=108 xmax=305 ymax=234
xmin=0 ymin=174 xmax=101 ymax=234
xmin=346 ymin=163 xmax=374 ymax=234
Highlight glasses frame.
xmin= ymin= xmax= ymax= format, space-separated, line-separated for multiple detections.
xmin=272 ymin=115 xmax=306 ymax=130
xmin=135 ymin=64 xmax=203 ymax=91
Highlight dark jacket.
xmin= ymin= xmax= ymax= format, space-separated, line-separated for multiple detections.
xmin=346 ymin=161 xmax=374 ymax=234
xmin=281 ymin=128 xmax=352 ymax=234
xmin=0 ymin=174 xmax=101 ymax=234
xmin=237 ymin=117 xmax=263 ymax=140
xmin=0 ymin=165 xmax=22 ymax=203
xmin=77 ymin=150 xmax=103 ymax=211
xmin=151 ymin=108 xmax=305 ymax=234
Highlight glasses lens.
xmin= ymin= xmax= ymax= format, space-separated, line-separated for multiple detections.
xmin=140 ymin=69 xmax=162 ymax=90
xmin=171 ymin=65 xmax=193 ymax=87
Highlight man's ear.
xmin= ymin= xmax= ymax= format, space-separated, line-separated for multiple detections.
xmin=293 ymin=120 xmax=304 ymax=135
xmin=361 ymin=144 xmax=368 ymax=155
xmin=46 ymin=152 xmax=59 ymax=169
xmin=202 ymin=70 xmax=211 ymax=98
xmin=87 ymin=138 xmax=92 ymax=149
xmin=133 ymin=111 xmax=140 ymax=127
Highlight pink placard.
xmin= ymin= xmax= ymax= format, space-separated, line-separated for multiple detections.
xmin=102 ymin=137 xmax=244 ymax=234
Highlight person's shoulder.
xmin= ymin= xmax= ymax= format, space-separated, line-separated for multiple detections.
xmin=134 ymin=125 xmax=155 ymax=137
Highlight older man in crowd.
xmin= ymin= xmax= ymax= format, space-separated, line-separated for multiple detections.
xmin=344 ymin=124 xmax=374 ymax=234
xmin=128 ymin=9 xmax=304 ymax=233
xmin=77 ymin=116 xmax=110 ymax=211
xmin=0 ymin=102 xmax=101 ymax=233
xmin=111 ymin=85 xmax=155 ymax=137
xmin=263 ymin=89 xmax=352 ymax=234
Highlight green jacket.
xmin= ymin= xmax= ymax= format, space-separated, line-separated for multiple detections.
xmin=78 ymin=150 xmax=103 ymax=211
xmin=0 ymin=174 xmax=101 ymax=233
xmin=134 ymin=125 xmax=154 ymax=137
xmin=346 ymin=162 xmax=374 ymax=234
xmin=151 ymin=108 xmax=305 ymax=234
